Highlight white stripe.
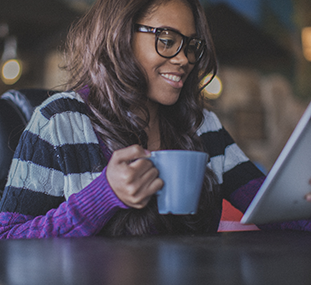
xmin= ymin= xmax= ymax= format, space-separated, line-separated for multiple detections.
xmin=207 ymin=143 xmax=249 ymax=184
xmin=223 ymin=143 xmax=249 ymax=173
xmin=197 ymin=109 xmax=222 ymax=136
xmin=39 ymin=111 xmax=98 ymax=146
xmin=208 ymin=156 xmax=224 ymax=184
xmin=25 ymin=107 xmax=49 ymax=133
xmin=7 ymin=159 xmax=65 ymax=197
xmin=25 ymin=94 xmax=97 ymax=147
xmin=7 ymin=159 xmax=101 ymax=199
xmin=63 ymin=172 xmax=102 ymax=200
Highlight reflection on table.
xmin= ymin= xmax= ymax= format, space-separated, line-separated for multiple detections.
xmin=0 ymin=231 xmax=311 ymax=285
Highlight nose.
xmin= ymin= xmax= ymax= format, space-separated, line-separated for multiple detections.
xmin=169 ymin=46 xmax=189 ymax=66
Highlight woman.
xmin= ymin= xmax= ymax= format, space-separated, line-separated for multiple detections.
xmin=0 ymin=0 xmax=309 ymax=238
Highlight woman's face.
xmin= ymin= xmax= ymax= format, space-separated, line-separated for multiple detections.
xmin=133 ymin=0 xmax=196 ymax=107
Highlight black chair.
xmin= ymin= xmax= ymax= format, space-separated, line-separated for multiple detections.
xmin=0 ymin=89 xmax=54 ymax=197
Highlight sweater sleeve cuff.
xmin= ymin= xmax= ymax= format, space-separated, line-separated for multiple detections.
xmin=69 ymin=167 xmax=129 ymax=226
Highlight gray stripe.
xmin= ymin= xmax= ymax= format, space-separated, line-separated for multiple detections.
xmin=7 ymin=159 xmax=101 ymax=199
xmin=38 ymin=111 xmax=98 ymax=146
xmin=25 ymin=106 xmax=97 ymax=147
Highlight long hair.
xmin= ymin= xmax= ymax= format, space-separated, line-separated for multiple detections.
xmin=63 ymin=0 xmax=221 ymax=236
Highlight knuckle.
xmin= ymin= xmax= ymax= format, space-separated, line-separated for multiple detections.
xmin=111 ymin=149 xmax=121 ymax=161
xmin=129 ymin=196 xmax=143 ymax=207
xmin=152 ymin=166 xmax=159 ymax=176
xmin=126 ymin=184 xmax=138 ymax=196
xmin=132 ymin=145 xmax=143 ymax=156
xmin=155 ymin=177 xmax=164 ymax=189
xmin=121 ymin=168 xmax=135 ymax=182
xmin=147 ymin=167 xmax=159 ymax=180
xmin=136 ymin=158 xmax=152 ymax=169
xmin=134 ymin=204 xmax=145 ymax=209
xmin=133 ymin=144 xmax=142 ymax=151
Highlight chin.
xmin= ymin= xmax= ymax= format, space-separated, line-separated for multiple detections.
xmin=164 ymin=100 xmax=179 ymax=106
xmin=148 ymin=91 xmax=181 ymax=106
xmin=158 ymin=94 xmax=181 ymax=106
xmin=156 ymin=98 xmax=178 ymax=106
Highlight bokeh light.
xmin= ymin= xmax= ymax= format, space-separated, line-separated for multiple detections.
xmin=1 ymin=59 xmax=22 ymax=85
xmin=202 ymin=74 xmax=223 ymax=99
xmin=302 ymin=27 xmax=311 ymax=61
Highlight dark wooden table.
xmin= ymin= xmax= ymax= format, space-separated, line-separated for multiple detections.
xmin=0 ymin=231 xmax=311 ymax=285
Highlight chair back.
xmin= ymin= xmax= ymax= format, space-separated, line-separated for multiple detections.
xmin=0 ymin=89 xmax=52 ymax=196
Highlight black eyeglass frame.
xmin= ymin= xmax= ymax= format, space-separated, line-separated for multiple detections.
xmin=135 ymin=24 xmax=205 ymax=64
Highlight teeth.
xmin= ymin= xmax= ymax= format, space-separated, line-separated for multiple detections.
xmin=161 ymin=74 xmax=181 ymax=82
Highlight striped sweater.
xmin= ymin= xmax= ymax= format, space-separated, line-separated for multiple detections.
xmin=0 ymin=91 xmax=284 ymax=239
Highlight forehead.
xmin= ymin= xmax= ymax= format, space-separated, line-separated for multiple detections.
xmin=141 ymin=1 xmax=196 ymax=36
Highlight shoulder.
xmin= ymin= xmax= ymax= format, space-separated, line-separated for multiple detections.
xmin=25 ymin=91 xmax=97 ymax=147
xmin=196 ymin=109 xmax=233 ymax=158
xmin=36 ymin=91 xmax=87 ymax=120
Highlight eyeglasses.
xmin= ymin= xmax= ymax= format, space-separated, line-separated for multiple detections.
xmin=135 ymin=24 xmax=205 ymax=64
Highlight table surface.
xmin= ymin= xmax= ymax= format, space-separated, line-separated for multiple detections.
xmin=0 ymin=231 xmax=311 ymax=285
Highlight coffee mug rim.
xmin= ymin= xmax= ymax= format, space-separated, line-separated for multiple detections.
xmin=151 ymin=150 xmax=207 ymax=156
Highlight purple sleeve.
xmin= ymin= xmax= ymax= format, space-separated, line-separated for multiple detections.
xmin=0 ymin=167 xmax=129 ymax=239
xmin=229 ymin=176 xmax=265 ymax=213
xmin=229 ymin=176 xmax=311 ymax=231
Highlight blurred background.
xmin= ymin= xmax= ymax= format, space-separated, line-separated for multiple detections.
xmin=0 ymin=0 xmax=311 ymax=172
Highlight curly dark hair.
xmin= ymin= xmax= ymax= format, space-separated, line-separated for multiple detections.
xmin=63 ymin=0 xmax=221 ymax=236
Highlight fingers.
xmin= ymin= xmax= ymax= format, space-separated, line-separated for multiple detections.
xmin=130 ymin=160 xmax=163 ymax=197
xmin=111 ymin=144 xmax=151 ymax=164
xmin=119 ymin=159 xmax=163 ymax=208
xmin=106 ymin=145 xmax=163 ymax=209
xmin=305 ymin=193 xmax=311 ymax=202
xmin=128 ymin=155 xmax=154 ymax=180
xmin=304 ymin=179 xmax=311 ymax=202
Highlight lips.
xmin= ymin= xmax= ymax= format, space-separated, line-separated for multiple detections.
xmin=160 ymin=73 xmax=185 ymax=89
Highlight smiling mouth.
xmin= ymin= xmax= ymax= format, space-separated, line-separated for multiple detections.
xmin=161 ymin=73 xmax=181 ymax=82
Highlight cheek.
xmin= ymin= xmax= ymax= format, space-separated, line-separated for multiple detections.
xmin=133 ymin=34 xmax=155 ymax=67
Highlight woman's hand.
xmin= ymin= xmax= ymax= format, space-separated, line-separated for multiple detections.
xmin=106 ymin=145 xmax=163 ymax=209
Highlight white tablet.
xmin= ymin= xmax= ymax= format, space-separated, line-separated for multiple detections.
xmin=241 ymin=101 xmax=311 ymax=225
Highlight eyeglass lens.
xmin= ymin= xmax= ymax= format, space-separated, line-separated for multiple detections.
xmin=157 ymin=30 xmax=203 ymax=63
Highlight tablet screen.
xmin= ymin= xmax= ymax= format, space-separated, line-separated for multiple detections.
xmin=241 ymin=102 xmax=311 ymax=225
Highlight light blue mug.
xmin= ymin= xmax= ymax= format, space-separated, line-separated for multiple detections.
xmin=148 ymin=150 xmax=209 ymax=215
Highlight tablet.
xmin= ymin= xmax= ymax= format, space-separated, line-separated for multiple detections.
xmin=241 ymin=101 xmax=311 ymax=225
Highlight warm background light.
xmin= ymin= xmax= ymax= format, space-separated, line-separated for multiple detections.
xmin=202 ymin=74 xmax=223 ymax=99
xmin=1 ymin=59 xmax=22 ymax=85
xmin=302 ymin=27 xmax=311 ymax=61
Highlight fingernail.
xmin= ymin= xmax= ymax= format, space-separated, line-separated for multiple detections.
xmin=144 ymin=149 xmax=151 ymax=156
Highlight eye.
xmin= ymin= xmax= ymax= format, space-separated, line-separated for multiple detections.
xmin=187 ymin=44 xmax=197 ymax=53
xmin=158 ymin=38 xmax=175 ymax=49
xmin=187 ymin=40 xmax=201 ymax=53
xmin=157 ymin=30 xmax=180 ymax=50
